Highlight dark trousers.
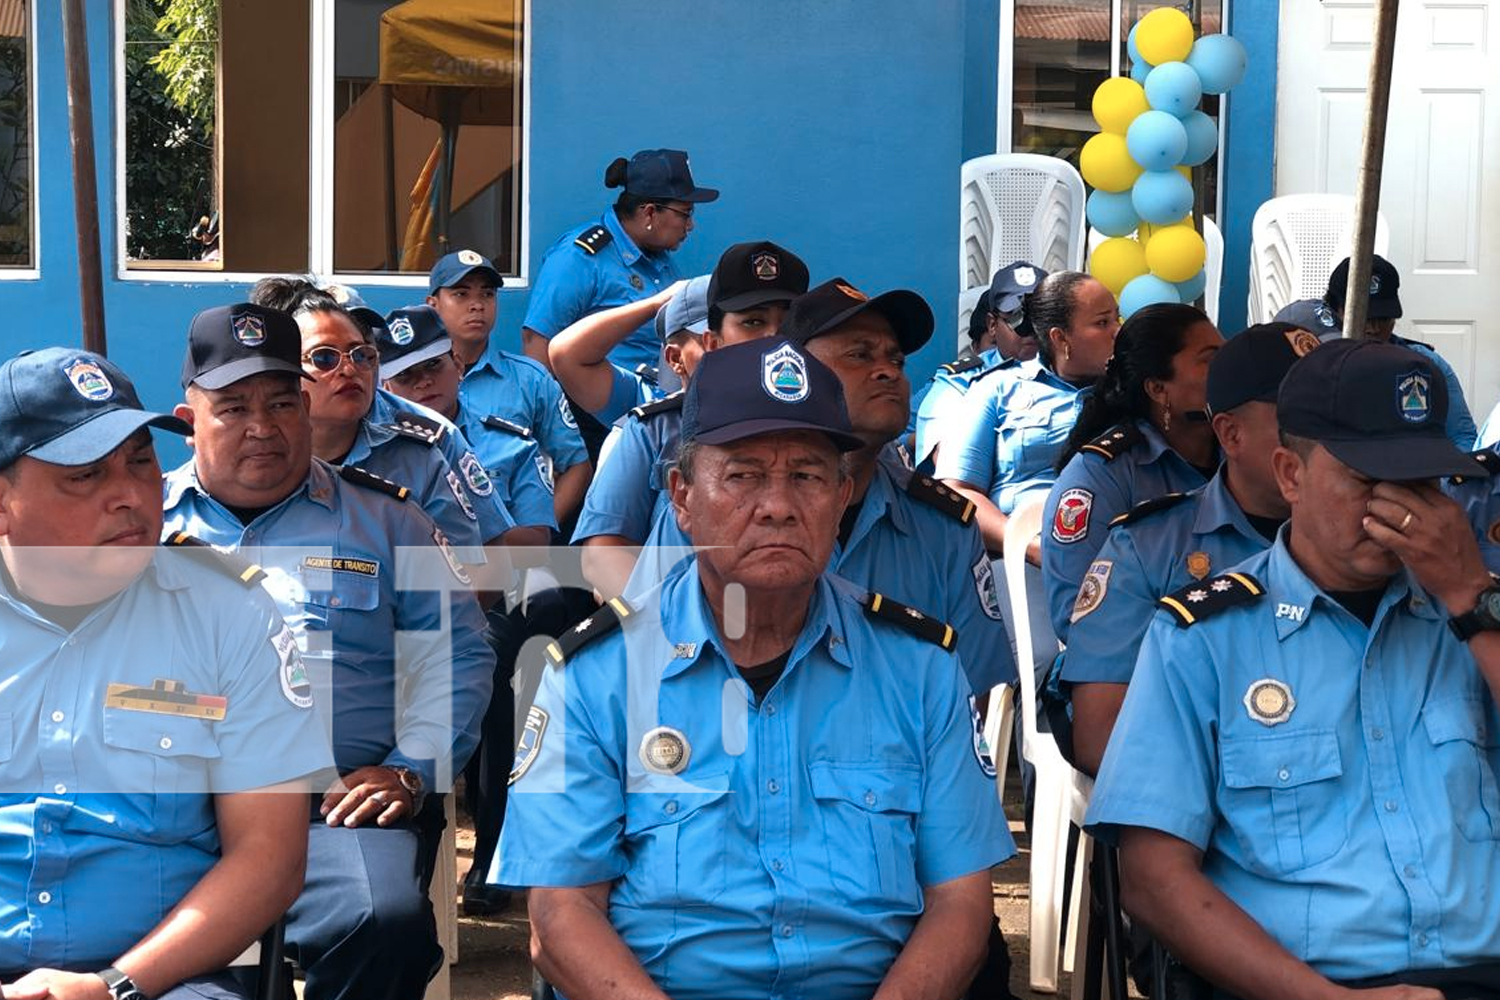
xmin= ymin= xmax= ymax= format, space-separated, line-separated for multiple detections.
xmin=1175 ymin=962 xmax=1500 ymax=1000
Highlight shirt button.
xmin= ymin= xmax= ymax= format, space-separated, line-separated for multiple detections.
xmin=53 ymin=783 xmax=66 ymax=795
xmin=1384 ymin=800 xmax=1399 ymax=813
xmin=50 ymin=711 xmax=64 ymax=723
xmin=765 ymin=704 xmax=777 ymax=716
xmin=329 ymin=596 xmax=342 ymax=608
xmin=41 ymin=822 xmax=52 ymax=834
xmin=1418 ymin=932 xmax=1430 ymax=947
xmin=1404 ymin=865 xmax=1417 ymax=878
xmin=779 ymin=924 xmax=794 ymax=938
xmin=771 ymin=858 xmax=784 ymax=872
xmin=663 ymin=801 xmax=678 ymax=815
xmin=159 ymin=737 xmax=173 ymax=751
xmin=1371 ymin=727 xmax=1385 ymax=741
xmin=1277 ymin=768 xmax=1290 ymax=782
xmin=767 ymin=780 xmax=780 ymax=794
xmin=864 ymin=791 xmax=877 ymax=806
xmin=36 ymin=891 xmax=51 ymax=904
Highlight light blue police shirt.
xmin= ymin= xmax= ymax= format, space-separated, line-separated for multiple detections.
xmin=453 ymin=403 xmax=559 ymax=532
xmin=934 ymin=359 xmax=1090 ymax=515
xmin=0 ymin=550 xmax=331 ymax=970
xmin=459 ymin=348 xmax=588 ymax=473
xmin=1444 ymin=452 xmax=1500 ymax=574
xmin=1061 ymin=470 xmax=1272 ymax=686
xmin=911 ymin=348 xmax=1002 ymax=471
xmin=572 ymin=395 xmax=683 ymax=545
xmin=523 ymin=210 xmax=681 ymax=373
xmin=161 ymin=458 xmax=495 ymax=791
xmin=1041 ymin=419 xmax=1210 ymax=639
xmin=497 ymin=567 xmax=1013 ymax=1000
xmin=1086 ymin=536 xmax=1500 ymax=979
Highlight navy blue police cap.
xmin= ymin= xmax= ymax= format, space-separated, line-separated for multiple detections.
xmin=681 ymin=338 xmax=864 ymax=452
xmin=989 ymin=261 xmax=1048 ymax=316
xmin=708 ymin=241 xmax=810 ymax=313
xmin=1207 ymin=322 xmax=1322 ymax=415
xmin=780 ymin=278 xmax=934 ymax=355
xmin=620 ymin=149 xmax=719 ymax=204
xmin=0 ymin=347 xmax=189 ymax=469
xmin=1273 ymin=298 xmax=1341 ymax=341
xmin=428 ymin=248 xmax=504 ymax=295
xmin=181 ymin=302 xmax=309 ymax=391
xmin=376 ymin=305 xmax=453 ymax=381
xmin=1325 ymin=254 xmax=1403 ymax=320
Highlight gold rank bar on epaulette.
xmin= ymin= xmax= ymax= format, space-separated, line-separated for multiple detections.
xmin=1452 ymin=448 xmax=1499 ymax=484
xmin=338 ymin=464 xmax=411 ymax=502
xmin=940 ymin=354 xmax=983 ymax=376
xmin=862 ymin=592 xmax=957 ymax=651
xmin=1080 ymin=423 xmax=1144 ymax=462
xmin=386 ymin=413 xmax=445 ymax=446
xmin=544 ymin=597 xmax=634 ymax=667
xmin=905 ymin=474 xmax=976 ymax=525
xmin=1109 ymin=491 xmax=1191 ymax=528
xmin=629 ymin=390 xmax=685 ymax=421
xmin=1158 ymin=572 xmax=1265 ymax=628
xmin=163 ymin=532 xmax=267 ymax=587
xmin=482 ymin=415 xmax=534 ymax=439
xmin=573 ymin=224 xmax=613 ymax=255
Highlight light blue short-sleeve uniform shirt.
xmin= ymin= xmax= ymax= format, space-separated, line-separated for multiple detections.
xmin=498 ymin=567 xmax=1014 ymax=1000
xmin=453 ymin=404 xmax=559 ymax=533
xmin=1086 ymin=537 xmax=1500 ymax=980
xmin=1443 ymin=449 xmax=1500 ymax=573
xmin=572 ymin=394 xmax=683 ymax=545
xmin=459 ymin=348 xmax=588 ymax=473
xmin=910 ymin=348 xmax=1001 ymax=471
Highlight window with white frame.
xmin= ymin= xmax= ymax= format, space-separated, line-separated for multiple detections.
xmin=0 ymin=0 xmax=33 ymax=269
xmin=121 ymin=0 xmax=526 ymax=276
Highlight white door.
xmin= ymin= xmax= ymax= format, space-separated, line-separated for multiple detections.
xmin=1275 ymin=0 xmax=1500 ymax=423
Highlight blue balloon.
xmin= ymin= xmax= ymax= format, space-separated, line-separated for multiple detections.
xmin=1145 ymin=61 xmax=1203 ymax=117
xmin=1131 ymin=169 xmax=1195 ymax=224
xmin=1087 ymin=189 xmax=1140 ymax=238
xmin=1173 ymin=269 xmax=1207 ymax=304
xmin=1126 ymin=110 xmax=1189 ymax=171
xmin=1180 ymin=110 xmax=1219 ymax=166
xmin=1120 ymin=274 xmax=1181 ymax=317
xmin=1127 ymin=23 xmax=1145 ymax=65
xmin=1130 ymin=58 xmax=1151 ymax=84
xmin=1187 ymin=34 xmax=1248 ymax=94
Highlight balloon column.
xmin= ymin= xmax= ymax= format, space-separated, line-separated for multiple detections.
xmin=1081 ymin=8 xmax=1247 ymax=316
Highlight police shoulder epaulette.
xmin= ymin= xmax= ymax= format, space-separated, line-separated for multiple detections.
xmin=634 ymin=363 xmax=660 ymax=387
xmin=1452 ymin=448 xmax=1499 ymax=484
xmin=862 ymin=592 xmax=957 ymax=651
xmin=543 ymin=597 xmax=634 ymax=667
xmin=573 ymin=225 xmax=612 ymax=255
xmin=385 ymin=411 xmax=445 ymax=446
xmin=163 ymin=532 xmax=267 ymax=587
xmin=482 ymin=415 xmax=534 ymax=439
xmin=1080 ymin=423 xmax=1144 ymax=462
xmin=338 ymin=464 xmax=411 ymax=502
xmin=1157 ymin=572 xmax=1264 ymax=628
xmin=629 ymin=390 xmax=685 ymax=420
xmin=971 ymin=359 xmax=1017 ymax=384
xmin=1109 ymin=491 xmax=1191 ymax=528
xmin=940 ymin=354 xmax=984 ymax=376
xmin=905 ymin=474 xmax=976 ymax=525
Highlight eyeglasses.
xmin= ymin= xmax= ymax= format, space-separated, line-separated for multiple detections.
xmin=653 ymin=203 xmax=694 ymax=221
xmin=388 ymin=355 xmax=451 ymax=385
xmin=302 ymin=345 xmax=380 ymax=372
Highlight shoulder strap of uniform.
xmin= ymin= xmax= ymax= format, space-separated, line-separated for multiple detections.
xmin=862 ymin=592 xmax=957 ymax=652
xmin=543 ymin=597 xmax=635 ymax=667
xmin=1452 ymin=448 xmax=1498 ymax=484
xmin=971 ymin=359 xmax=1017 ymax=385
xmin=338 ymin=464 xmax=411 ymax=502
xmin=482 ymin=415 xmax=534 ymax=439
xmin=1158 ymin=572 xmax=1265 ymax=628
xmin=163 ymin=532 xmax=267 ymax=587
xmin=384 ymin=410 xmax=445 ymax=446
xmin=939 ymin=354 xmax=984 ymax=376
xmin=904 ymin=474 xmax=976 ymax=526
xmin=1080 ymin=422 xmax=1145 ymax=462
xmin=634 ymin=363 xmax=660 ymax=387
xmin=1109 ymin=491 xmax=1192 ymax=528
xmin=629 ymin=390 xmax=685 ymax=420
xmin=573 ymin=224 xmax=612 ymax=255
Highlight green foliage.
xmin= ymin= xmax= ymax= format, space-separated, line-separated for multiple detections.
xmin=148 ymin=0 xmax=219 ymax=126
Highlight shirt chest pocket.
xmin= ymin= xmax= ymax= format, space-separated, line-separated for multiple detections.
xmin=996 ymin=408 xmax=1061 ymax=480
xmin=809 ymin=761 xmax=922 ymax=906
xmin=1219 ymin=729 xmax=1347 ymax=875
xmin=299 ymin=567 xmax=382 ymax=630
xmin=1422 ymin=695 xmax=1500 ymax=841
xmin=622 ymin=780 xmax=731 ymax=907
xmin=102 ymin=708 xmax=221 ymax=839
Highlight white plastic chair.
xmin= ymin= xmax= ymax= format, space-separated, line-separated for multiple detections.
xmin=961 ymin=154 xmax=1087 ymax=298
xmin=423 ymin=796 xmax=459 ymax=1000
xmin=1248 ymin=193 xmax=1390 ymax=323
xmin=1085 ymin=216 xmax=1222 ymax=325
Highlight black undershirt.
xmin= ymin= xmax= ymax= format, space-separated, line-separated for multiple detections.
xmin=738 ymin=651 xmax=792 ymax=703
xmin=1244 ymin=513 xmax=1286 ymax=544
xmin=224 ymin=503 xmax=275 ymax=526
xmin=837 ymin=499 xmax=865 ymax=548
xmin=1327 ymin=586 xmax=1387 ymax=627
xmin=0 ymin=559 xmax=107 ymax=631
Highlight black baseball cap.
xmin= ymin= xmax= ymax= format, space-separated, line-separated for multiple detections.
xmin=681 ymin=338 xmax=864 ymax=452
xmin=967 ymin=291 xmax=992 ymax=345
xmin=376 ymin=305 xmax=452 ymax=381
xmin=618 ymin=149 xmax=719 ymax=203
xmin=0 ymin=348 xmax=189 ymax=469
xmin=1273 ymin=298 xmax=1341 ymax=340
xmin=1277 ymin=339 xmax=1484 ymax=480
xmin=181 ymin=303 xmax=309 ymax=391
xmin=989 ymin=261 xmax=1048 ymax=316
xmin=780 ymin=278 xmax=935 ymax=355
xmin=1207 ymin=323 xmax=1322 ymax=415
xmin=708 ymin=241 xmax=811 ymax=314
xmin=428 ymin=249 xmax=503 ymax=295
xmin=1325 ymin=255 xmax=1402 ymax=320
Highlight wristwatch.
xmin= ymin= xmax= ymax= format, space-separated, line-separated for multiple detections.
xmin=96 ymin=967 xmax=148 ymax=1000
xmin=1448 ymin=584 xmax=1500 ymax=641
xmin=388 ymin=765 xmax=426 ymax=813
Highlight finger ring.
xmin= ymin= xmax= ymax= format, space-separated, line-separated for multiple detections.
xmin=1399 ymin=510 xmax=1414 ymax=532
xmin=372 ymin=790 xmax=388 ymax=805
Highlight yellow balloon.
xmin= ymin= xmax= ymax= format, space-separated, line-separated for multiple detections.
xmin=1080 ymin=133 xmax=1144 ymax=193
xmin=1092 ymin=77 xmax=1150 ymax=135
xmin=1145 ymin=224 xmax=1207 ymax=283
xmin=1176 ymin=165 xmax=1193 ymax=181
xmin=1138 ymin=215 xmax=1194 ymax=243
xmin=1090 ymin=236 xmax=1149 ymax=297
xmin=1136 ymin=7 xmax=1195 ymax=65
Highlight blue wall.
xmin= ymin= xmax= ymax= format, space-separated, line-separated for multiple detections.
xmin=1218 ymin=2 xmax=1278 ymax=334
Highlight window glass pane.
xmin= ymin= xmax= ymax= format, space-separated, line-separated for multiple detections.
xmin=333 ymin=0 xmax=525 ymax=276
xmin=0 ymin=0 xmax=32 ymax=267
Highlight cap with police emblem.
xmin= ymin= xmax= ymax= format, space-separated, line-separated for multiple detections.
xmin=655 ymin=275 xmax=711 ymax=343
xmin=1272 ymin=298 xmax=1341 ymax=341
xmin=707 ymin=240 xmax=811 ymax=314
xmin=1325 ymin=254 xmax=1402 ymax=320
xmin=181 ymin=302 xmax=309 ymax=391
xmin=0 ymin=348 xmax=190 ymax=470
xmin=375 ymin=305 xmax=453 ymax=381
xmin=1278 ymin=339 xmax=1485 ymax=480
xmin=780 ymin=278 xmax=934 ymax=355
xmin=989 ymin=261 xmax=1048 ymax=317
xmin=428 ymin=248 xmax=503 ymax=295
xmin=1207 ymin=322 xmax=1320 ymax=415
xmin=681 ymin=338 xmax=865 ymax=452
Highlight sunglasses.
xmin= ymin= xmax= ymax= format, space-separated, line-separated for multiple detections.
xmin=302 ymin=345 xmax=380 ymax=372
xmin=388 ymin=355 xmax=451 ymax=385
xmin=653 ymin=203 xmax=694 ymax=220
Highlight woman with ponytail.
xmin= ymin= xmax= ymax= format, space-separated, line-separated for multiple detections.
xmin=1040 ymin=302 xmax=1223 ymax=639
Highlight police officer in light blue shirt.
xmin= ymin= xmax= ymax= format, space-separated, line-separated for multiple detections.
xmin=499 ymin=339 xmax=1012 ymax=1000
xmin=1086 ymin=340 xmax=1500 ymax=997
xmin=161 ymin=303 xmax=495 ymax=1000
xmin=1060 ymin=324 xmax=1309 ymax=775
xmin=0 ymin=347 xmax=329 ymax=1000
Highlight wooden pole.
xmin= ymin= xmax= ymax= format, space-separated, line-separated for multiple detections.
xmin=1342 ymin=0 xmax=1400 ymax=339
xmin=62 ymin=0 xmax=107 ymax=354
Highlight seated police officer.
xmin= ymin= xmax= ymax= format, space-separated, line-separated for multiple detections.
xmin=160 ymin=304 xmax=496 ymax=1000
xmin=498 ymin=338 xmax=1013 ymax=1000
xmin=0 ymin=348 xmax=328 ymax=1000
xmin=1087 ymin=340 xmax=1500 ymax=999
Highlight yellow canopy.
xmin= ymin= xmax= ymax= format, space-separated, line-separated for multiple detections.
xmin=378 ymin=0 xmax=520 ymax=126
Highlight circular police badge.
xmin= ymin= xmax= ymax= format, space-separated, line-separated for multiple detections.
xmin=558 ymin=394 xmax=578 ymax=430
xmin=458 ymin=249 xmax=484 ymax=266
xmin=639 ymin=726 xmax=690 ymax=775
xmin=1186 ymin=551 xmax=1211 ymax=580
xmin=63 ymin=358 xmax=113 ymax=401
xmin=1285 ymin=329 xmax=1321 ymax=357
xmin=389 ymin=316 xmax=416 ymax=346
xmin=232 ymin=313 xmax=266 ymax=347
xmin=433 ymin=527 xmax=471 ymax=586
xmin=761 ymin=343 xmax=810 ymax=403
xmin=446 ymin=471 xmax=477 ymax=521
xmin=1243 ymin=678 xmax=1295 ymax=726
xmin=1070 ymin=559 xmax=1112 ymax=623
xmin=1051 ymin=488 xmax=1093 ymax=544
xmin=271 ymin=624 xmax=314 ymax=709
xmin=1013 ymin=266 xmax=1038 ymax=288
xmin=460 ymin=452 xmax=494 ymax=496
